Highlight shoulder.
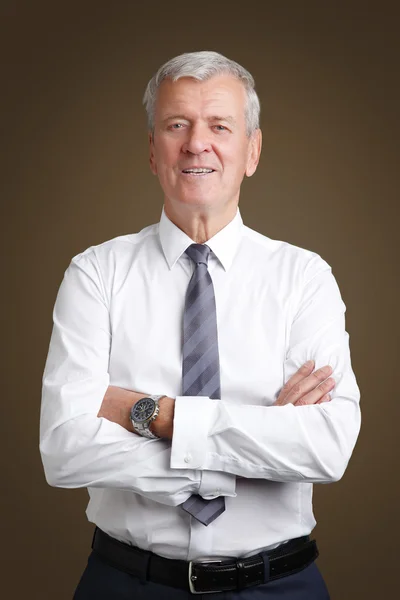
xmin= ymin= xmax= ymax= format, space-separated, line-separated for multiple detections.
xmin=69 ymin=222 xmax=159 ymax=268
xmin=241 ymin=223 xmax=332 ymax=283
xmin=61 ymin=222 xmax=160 ymax=303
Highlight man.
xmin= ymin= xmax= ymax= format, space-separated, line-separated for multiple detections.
xmin=40 ymin=51 xmax=361 ymax=598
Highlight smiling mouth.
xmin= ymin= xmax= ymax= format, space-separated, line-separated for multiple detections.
xmin=181 ymin=168 xmax=215 ymax=175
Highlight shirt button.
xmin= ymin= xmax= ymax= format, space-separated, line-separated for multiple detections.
xmin=184 ymin=454 xmax=192 ymax=463
xmin=216 ymin=488 xmax=221 ymax=494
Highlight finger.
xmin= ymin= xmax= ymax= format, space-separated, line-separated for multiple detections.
xmin=275 ymin=361 xmax=315 ymax=405
xmin=282 ymin=367 xmax=333 ymax=406
xmin=316 ymin=393 xmax=332 ymax=404
xmin=293 ymin=378 xmax=335 ymax=406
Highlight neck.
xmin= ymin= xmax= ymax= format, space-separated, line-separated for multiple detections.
xmin=164 ymin=202 xmax=238 ymax=243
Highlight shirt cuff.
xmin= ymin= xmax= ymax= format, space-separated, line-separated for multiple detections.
xmin=170 ymin=395 xmax=214 ymax=469
xmin=198 ymin=470 xmax=237 ymax=499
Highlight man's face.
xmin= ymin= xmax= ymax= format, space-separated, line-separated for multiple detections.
xmin=149 ymin=74 xmax=261 ymax=214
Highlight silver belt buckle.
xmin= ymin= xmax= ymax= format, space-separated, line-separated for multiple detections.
xmin=188 ymin=558 xmax=223 ymax=594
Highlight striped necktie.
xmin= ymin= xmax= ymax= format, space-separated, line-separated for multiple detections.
xmin=180 ymin=243 xmax=226 ymax=526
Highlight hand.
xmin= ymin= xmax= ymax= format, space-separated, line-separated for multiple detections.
xmin=273 ymin=361 xmax=335 ymax=406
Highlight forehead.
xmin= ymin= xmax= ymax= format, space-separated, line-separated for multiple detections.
xmin=155 ymin=75 xmax=247 ymax=119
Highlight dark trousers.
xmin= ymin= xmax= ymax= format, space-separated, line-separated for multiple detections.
xmin=73 ymin=550 xmax=331 ymax=599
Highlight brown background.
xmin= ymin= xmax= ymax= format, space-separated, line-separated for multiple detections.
xmin=2 ymin=1 xmax=399 ymax=598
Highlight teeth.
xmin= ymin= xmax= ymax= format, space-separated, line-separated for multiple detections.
xmin=183 ymin=168 xmax=213 ymax=173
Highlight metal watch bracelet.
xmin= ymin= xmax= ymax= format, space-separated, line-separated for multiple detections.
xmin=131 ymin=394 xmax=166 ymax=439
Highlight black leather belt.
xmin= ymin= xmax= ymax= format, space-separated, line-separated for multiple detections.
xmin=91 ymin=527 xmax=319 ymax=594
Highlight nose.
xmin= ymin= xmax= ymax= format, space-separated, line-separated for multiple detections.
xmin=181 ymin=123 xmax=212 ymax=155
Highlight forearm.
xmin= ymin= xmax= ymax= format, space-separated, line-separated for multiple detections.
xmin=172 ymin=396 xmax=359 ymax=483
xmin=95 ymin=386 xmax=236 ymax=498
xmin=96 ymin=386 xmax=175 ymax=439
xmin=40 ymin=402 xmax=198 ymax=506
xmin=170 ymin=345 xmax=360 ymax=483
xmin=169 ymin=260 xmax=361 ymax=483
xmin=39 ymin=254 xmax=206 ymax=506
xmin=41 ymin=379 xmax=236 ymax=503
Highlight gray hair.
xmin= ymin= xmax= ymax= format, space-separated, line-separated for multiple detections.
xmin=143 ymin=51 xmax=260 ymax=137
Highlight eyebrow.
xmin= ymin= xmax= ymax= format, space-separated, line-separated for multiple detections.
xmin=209 ymin=115 xmax=237 ymax=125
xmin=161 ymin=115 xmax=188 ymax=124
xmin=162 ymin=115 xmax=237 ymax=125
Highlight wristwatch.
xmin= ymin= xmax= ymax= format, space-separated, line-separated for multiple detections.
xmin=130 ymin=395 xmax=166 ymax=439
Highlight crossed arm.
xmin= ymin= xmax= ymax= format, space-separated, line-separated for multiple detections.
xmin=40 ymin=251 xmax=361 ymax=504
xmin=98 ymin=360 xmax=335 ymax=441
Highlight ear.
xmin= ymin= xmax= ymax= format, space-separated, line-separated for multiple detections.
xmin=149 ymin=132 xmax=157 ymax=175
xmin=245 ymin=128 xmax=262 ymax=177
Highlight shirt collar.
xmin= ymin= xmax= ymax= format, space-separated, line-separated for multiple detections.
xmin=158 ymin=205 xmax=243 ymax=272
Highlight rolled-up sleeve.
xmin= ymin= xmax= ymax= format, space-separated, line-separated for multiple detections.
xmin=40 ymin=251 xmax=203 ymax=506
xmin=170 ymin=255 xmax=361 ymax=484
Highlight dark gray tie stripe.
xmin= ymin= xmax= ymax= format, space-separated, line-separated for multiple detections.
xmin=186 ymin=267 xmax=210 ymax=306
xmin=183 ymin=335 xmax=217 ymax=375
xmin=180 ymin=494 xmax=225 ymax=526
xmin=180 ymin=243 xmax=225 ymax=526
xmin=183 ymin=296 xmax=218 ymax=345
xmin=183 ymin=344 xmax=220 ymax=393
xmin=183 ymin=338 xmax=217 ymax=376
xmin=199 ymin=369 xmax=221 ymax=399
xmin=184 ymin=281 xmax=215 ymax=324
xmin=183 ymin=319 xmax=217 ymax=358
xmin=184 ymin=360 xmax=221 ymax=397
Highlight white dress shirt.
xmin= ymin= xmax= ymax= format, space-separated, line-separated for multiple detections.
xmin=40 ymin=206 xmax=361 ymax=561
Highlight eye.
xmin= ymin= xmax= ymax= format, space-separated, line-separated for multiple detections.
xmin=169 ymin=123 xmax=184 ymax=130
xmin=213 ymin=125 xmax=228 ymax=132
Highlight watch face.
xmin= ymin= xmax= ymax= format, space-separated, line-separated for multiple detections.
xmin=131 ymin=398 xmax=155 ymax=423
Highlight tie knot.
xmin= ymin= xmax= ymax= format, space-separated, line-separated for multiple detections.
xmin=185 ymin=243 xmax=211 ymax=266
